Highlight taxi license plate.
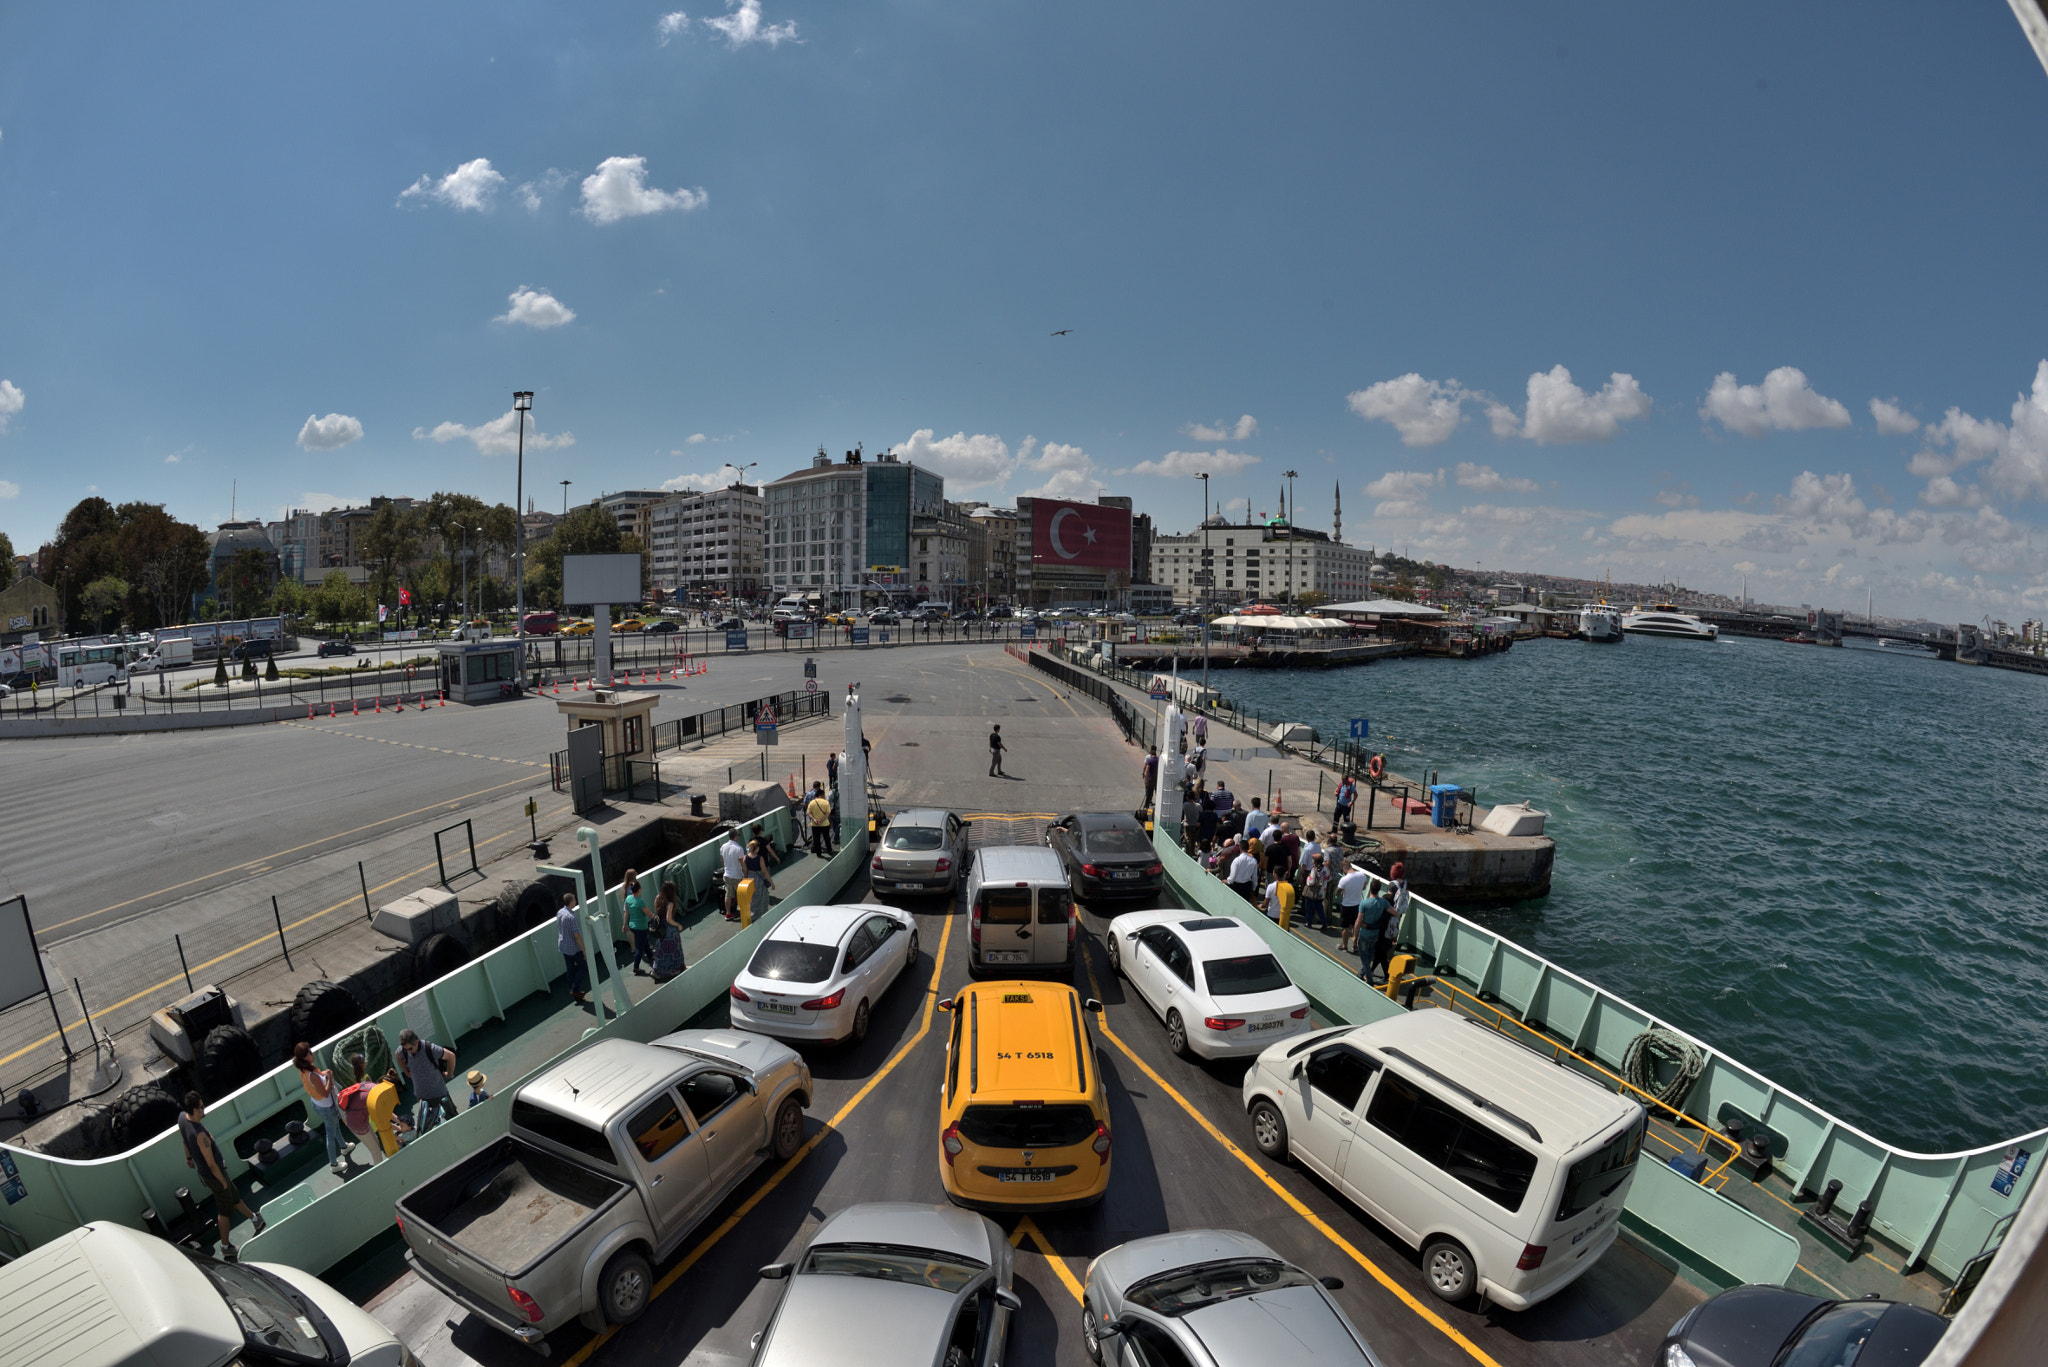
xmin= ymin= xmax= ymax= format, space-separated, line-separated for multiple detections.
xmin=983 ymin=951 xmax=1028 ymax=964
xmin=995 ymin=1169 xmax=1058 ymax=1183
xmin=1247 ymin=1019 xmax=1286 ymax=1032
xmin=759 ymin=1002 xmax=797 ymax=1015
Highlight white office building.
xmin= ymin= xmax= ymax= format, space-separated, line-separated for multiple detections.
xmin=1150 ymin=517 xmax=1374 ymax=605
xmin=648 ymin=483 xmax=765 ymax=601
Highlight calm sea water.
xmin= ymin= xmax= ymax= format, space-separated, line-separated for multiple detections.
xmin=1220 ymin=633 xmax=2048 ymax=1154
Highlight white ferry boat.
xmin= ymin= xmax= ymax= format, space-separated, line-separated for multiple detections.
xmin=1621 ymin=604 xmax=1719 ymax=640
xmin=1578 ymin=604 xmax=1623 ymax=642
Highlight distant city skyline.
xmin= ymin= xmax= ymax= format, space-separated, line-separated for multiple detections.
xmin=5 ymin=5 xmax=2048 ymax=621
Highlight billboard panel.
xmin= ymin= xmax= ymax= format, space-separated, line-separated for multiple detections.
xmin=1029 ymin=499 xmax=1131 ymax=571
xmin=562 ymin=553 xmax=643 ymax=606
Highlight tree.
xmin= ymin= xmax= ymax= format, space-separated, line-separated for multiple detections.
xmin=46 ymin=497 xmax=122 ymax=626
xmin=114 ymin=503 xmax=210 ymax=630
xmin=218 ymin=546 xmax=275 ymax=620
xmin=81 ymin=576 xmax=130 ymax=633
xmin=271 ymin=577 xmax=311 ymax=619
xmin=358 ymin=502 xmax=423 ymax=610
xmin=312 ymin=570 xmax=366 ymax=628
xmin=526 ymin=504 xmax=639 ymax=609
xmin=0 ymin=529 xmax=14 ymax=592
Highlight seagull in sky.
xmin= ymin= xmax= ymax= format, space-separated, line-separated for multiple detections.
xmin=1051 ymin=329 xmax=1072 ymax=336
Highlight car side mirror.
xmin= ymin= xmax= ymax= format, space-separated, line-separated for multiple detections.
xmin=1319 ymin=1275 xmax=1343 ymax=1290
xmin=1083 ymin=999 xmax=1104 ymax=1013
xmin=1291 ymin=1060 xmax=1306 ymax=1080
xmin=758 ymin=1262 xmax=793 ymax=1280
xmin=744 ymin=1077 xmax=759 ymax=1095
xmin=938 ymin=999 xmax=955 ymax=1012
xmin=994 ymin=1287 xmax=1023 ymax=1312
xmin=1096 ymin=1315 xmax=1128 ymax=1341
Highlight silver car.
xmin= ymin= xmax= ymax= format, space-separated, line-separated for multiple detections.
xmin=870 ymin=808 xmax=972 ymax=896
xmin=1082 ymin=1229 xmax=1383 ymax=1366
xmin=752 ymin=1202 xmax=1020 ymax=1367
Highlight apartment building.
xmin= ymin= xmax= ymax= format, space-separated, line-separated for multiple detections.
xmin=648 ymin=482 xmax=765 ymax=601
xmin=1150 ymin=517 xmax=1373 ymax=605
xmin=764 ymin=446 xmax=945 ymax=607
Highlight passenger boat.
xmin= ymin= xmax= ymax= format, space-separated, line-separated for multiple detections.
xmin=1621 ymin=604 xmax=1719 ymax=640
xmin=1880 ymin=637 xmax=1938 ymax=655
xmin=1578 ymin=604 xmax=1623 ymax=642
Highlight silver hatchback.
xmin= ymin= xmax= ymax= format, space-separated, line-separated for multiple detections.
xmin=1082 ymin=1229 xmax=1383 ymax=1366
xmin=870 ymin=808 xmax=971 ymax=896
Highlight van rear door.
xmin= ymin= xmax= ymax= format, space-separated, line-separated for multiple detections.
xmin=1033 ymin=887 xmax=1074 ymax=967
xmin=1526 ymin=1112 xmax=1644 ymax=1278
xmin=977 ymin=886 xmax=1035 ymax=968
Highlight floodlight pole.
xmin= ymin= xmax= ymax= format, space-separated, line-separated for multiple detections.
xmin=514 ymin=391 xmax=533 ymax=675
xmin=1196 ymin=472 xmax=1211 ymax=691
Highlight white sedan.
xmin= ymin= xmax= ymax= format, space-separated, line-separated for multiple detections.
xmin=728 ymin=904 xmax=920 ymax=1048
xmin=1104 ymin=910 xmax=1312 ymax=1059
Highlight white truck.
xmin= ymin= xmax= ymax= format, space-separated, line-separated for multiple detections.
xmin=0 ymin=1220 xmax=415 ymax=1367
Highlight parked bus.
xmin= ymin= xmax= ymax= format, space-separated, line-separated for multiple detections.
xmin=521 ymin=610 xmax=560 ymax=635
xmin=56 ymin=640 xmax=130 ymax=688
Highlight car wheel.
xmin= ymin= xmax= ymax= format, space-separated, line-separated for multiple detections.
xmin=599 ymin=1249 xmax=653 ymax=1325
xmin=904 ymin=930 xmax=920 ymax=976
xmin=1166 ymin=1010 xmax=1192 ymax=1059
xmin=1421 ymin=1237 xmax=1476 ymax=1303
xmin=1106 ymin=934 xmax=1122 ymax=976
xmin=772 ymin=1097 xmax=804 ymax=1160
xmin=1081 ymin=1296 xmax=1104 ymax=1364
xmin=850 ymin=999 xmax=871 ymax=1046
xmin=1249 ymin=1099 xmax=1289 ymax=1159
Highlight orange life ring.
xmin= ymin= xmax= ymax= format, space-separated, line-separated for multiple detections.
xmin=1368 ymin=754 xmax=1385 ymax=781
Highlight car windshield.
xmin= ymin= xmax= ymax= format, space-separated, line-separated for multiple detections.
xmin=1779 ymin=1301 xmax=1889 ymax=1367
xmin=957 ymin=1103 xmax=1098 ymax=1149
xmin=191 ymin=1257 xmax=334 ymax=1363
xmin=1204 ymin=954 xmax=1291 ymax=997
xmin=1126 ymin=1258 xmax=1317 ymax=1316
xmin=747 ymin=940 xmax=841 ymax=983
xmin=885 ymin=827 xmax=946 ymax=851
xmin=1084 ymin=827 xmax=1151 ymax=854
xmin=801 ymin=1242 xmax=986 ymax=1293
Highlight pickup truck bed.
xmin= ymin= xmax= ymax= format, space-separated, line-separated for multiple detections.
xmin=401 ymin=1136 xmax=626 ymax=1278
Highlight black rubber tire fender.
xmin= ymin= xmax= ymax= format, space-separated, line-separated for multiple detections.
xmin=104 ymin=1084 xmax=184 ymax=1152
xmin=415 ymin=931 xmax=468 ymax=983
xmin=196 ymin=1024 xmax=263 ymax=1099
xmin=288 ymin=980 xmax=365 ymax=1050
xmin=512 ymin=882 xmax=557 ymax=931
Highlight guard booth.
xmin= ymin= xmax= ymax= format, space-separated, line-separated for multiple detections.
xmin=435 ymin=639 xmax=521 ymax=704
xmin=555 ymin=687 xmax=663 ymax=797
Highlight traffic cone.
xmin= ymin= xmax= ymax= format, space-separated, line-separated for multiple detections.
xmin=328 ymin=702 xmax=335 ymax=718
xmin=395 ymin=695 xmax=403 ymax=711
xmin=307 ymin=704 xmax=314 ymax=719
xmin=439 ymin=689 xmax=446 ymax=706
xmin=786 ymin=774 xmax=798 ymax=800
xmin=375 ymin=695 xmax=381 ymax=713
xmin=352 ymin=698 xmax=359 ymax=716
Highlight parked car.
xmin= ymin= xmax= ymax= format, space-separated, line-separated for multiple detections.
xmin=1082 ymin=1229 xmax=1380 ymax=1367
xmin=727 ymin=904 xmax=920 ymax=1047
xmin=964 ymin=846 xmax=1076 ymax=979
xmin=1104 ymin=910 xmax=1312 ymax=1059
xmin=564 ymin=621 xmax=595 ymax=636
xmin=869 ymin=610 xmax=902 ymax=625
xmin=614 ymin=618 xmax=646 ymax=632
xmin=987 ymin=606 xmax=1014 ymax=619
xmin=1660 ymin=1286 xmax=1945 ymax=1367
xmin=231 ymin=639 xmax=274 ymax=660
xmin=646 ymin=620 xmax=680 ymax=633
xmin=713 ymin=616 xmax=745 ymax=631
xmin=397 ymin=1031 xmax=811 ymax=1346
xmin=1046 ymin=812 xmax=1165 ymax=901
xmin=751 ymin=1204 xmax=1020 ymax=1367
xmin=870 ymin=809 xmax=972 ymax=896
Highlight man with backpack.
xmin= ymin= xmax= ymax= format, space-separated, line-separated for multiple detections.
xmin=399 ymin=1027 xmax=458 ymax=1133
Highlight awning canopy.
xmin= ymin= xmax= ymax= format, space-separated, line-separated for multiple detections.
xmin=1321 ymin=598 xmax=1450 ymax=619
xmin=1211 ymin=614 xmax=1350 ymax=631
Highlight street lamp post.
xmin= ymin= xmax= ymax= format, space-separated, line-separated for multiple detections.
xmin=513 ymin=391 xmax=533 ymax=672
xmin=560 ymin=479 xmax=572 ymax=516
xmin=452 ymin=523 xmax=470 ymax=630
xmin=1195 ymin=472 xmax=1212 ymax=690
xmin=1281 ymin=469 xmax=1298 ymax=607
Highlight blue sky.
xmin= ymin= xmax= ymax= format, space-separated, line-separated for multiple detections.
xmin=5 ymin=2 xmax=2048 ymax=620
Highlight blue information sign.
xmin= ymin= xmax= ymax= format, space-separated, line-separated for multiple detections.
xmin=725 ymin=630 xmax=749 ymax=651
xmin=851 ymin=627 xmax=870 ymax=644
xmin=1020 ymin=625 xmax=1037 ymax=640
xmin=1349 ymin=718 xmax=1370 ymax=739
xmin=877 ymin=629 xmax=891 ymax=643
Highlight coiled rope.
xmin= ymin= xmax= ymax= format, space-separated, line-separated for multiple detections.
xmin=1621 ymin=1027 xmax=1706 ymax=1108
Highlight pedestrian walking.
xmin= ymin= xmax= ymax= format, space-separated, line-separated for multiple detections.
xmin=743 ymin=836 xmax=776 ymax=912
xmin=1243 ymin=797 xmax=1270 ymax=841
xmin=1356 ymin=884 xmax=1393 ymax=982
xmin=721 ymin=828 xmax=748 ymax=920
xmin=1334 ymin=862 xmax=1369 ymax=951
xmin=623 ymin=869 xmax=652 ymax=976
xmin=291 ymin=1043 xmax=348 ymax=1171
xmin=180 ymin=1093 xmax=265 ymax=1258
xmin=806 ymin=782 xmax=833 ymax=856
xmin=398 ymin=1027 xmax=459 ymax=1133
xmin=1226 ymin=843 xmax=1260 ymax=903
xmin=1374 ymin=862 xmax=1410 ymax=981
xmin=1210 ymin=781 xmax=1235 ymax=815
xmin=1301 ymin=854 xmax=1331 ymax=930
xmin=1141 ymin=746 xmax=1159 ymax=807
xmin=558 ymin=891 xmax=590 ymax=1002
xmin=1180 ymin=787 xmax=1205 ymax=850
xmin=1188 ymin=743 xmax=1207 ymax=778
xmin=988 ymin=723 xmax=1008 ymax=776
xmin=651 ymin=883 xmax=686 ymax=980
xmin=1332 ymin=774 xmax=1358 ymax=827
xmin=466 ymin=1069 xmax=492 ymax=1108
xmin=826 ymin=752 xmax=839 ymax=790
xmin=1193 ymin=713 xmax=1208 ymax=745
xmin=1196 ymin=782 xmax=1220 ymax=846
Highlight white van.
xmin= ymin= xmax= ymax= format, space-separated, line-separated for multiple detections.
xmin=965 ymin=846 xmax=1076 ymax=979
xmin=0 ymin=1220 xmax=414 ymax=1366
xmin=1241 ymin=1010 xmax=1646 ymax=1310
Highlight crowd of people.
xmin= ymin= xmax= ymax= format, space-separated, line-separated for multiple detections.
xmin=1161 ymin=755 xmax=1409 ymax=985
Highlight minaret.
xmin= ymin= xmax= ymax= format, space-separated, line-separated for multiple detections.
xmin=1332 ymin=480 xmax=1342 ymax=543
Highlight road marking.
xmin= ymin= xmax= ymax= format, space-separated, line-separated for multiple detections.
xmin=33 ymin=774 xmax=542 ymax=935
xmin=1008 ymin=1216 xmax=1086 ymax=1303
xmin=282 ymin=720 xmax=545 ymax=766
xmin=559 ymin=910 xmax=956 ymax=1367
xmin=1081 ymin=951 xmax=1507 ymax=1367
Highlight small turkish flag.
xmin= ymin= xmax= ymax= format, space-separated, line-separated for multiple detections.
xmin=399 ymin=588 xmax=412 ymax=606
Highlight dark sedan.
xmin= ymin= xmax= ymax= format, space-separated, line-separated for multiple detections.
xmin=317 ymin=638 xmax=355 ymax=657
xmin=646 ymin=620 xmax=680 ymax=633
xmin=1046 ymin=812 xmax=1164 ymax=901
xmin=1660 ymin=1286 xmax=1944 ymax=1367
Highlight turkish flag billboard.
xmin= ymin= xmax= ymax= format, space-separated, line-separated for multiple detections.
xmin=1030 ymin=498 xmax=1131 ymax=571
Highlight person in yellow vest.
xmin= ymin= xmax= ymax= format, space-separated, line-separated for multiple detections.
xmin=366 ymin=1067 xmax=408 ymax=1161
xmin=805 ymin=782 xmax=833 ymax=856
xmin=1262 ymin=874 xmax=1296 ymax=927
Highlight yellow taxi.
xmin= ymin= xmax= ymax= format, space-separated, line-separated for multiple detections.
xmin=563 ymin=620 xmax=595 ymax=636
xmin=824 ymin=612 xmax=857 ymax=627
xmin=937 ymin=981 xmax=1112 ymax=1210
xmin=614 ymin=618 xmax=646 ymax=632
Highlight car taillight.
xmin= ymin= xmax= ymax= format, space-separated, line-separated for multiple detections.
xmin=508 ymin=1287 xmax=545 ymax=1323
xmin=942 ymin=1123 xmax=963 ymax=1164
xmin=1290 ymin=1006 xmax=1310 ymax=1019
xmin=1092 ymin=1123 xmax=1112 ymax=1164
xmin=394 ymin=1215 xmax=404 ymax=1238
xmin=1145 ymin=862 xmax=1163 ymax=876
xmin=801 ymin=988 xmax=845 ymax=1010
xmin=1204 ymin=1016 xmax=1245 ymax=1032
xmin=1082 ymin=863 xmax=1102 ymax=878
xmin=729 ymin=985 xmax=750 ymax=1002
xmin=936 ymin=857 xmax=952 ymax=873
xmin=1068 ymin=915 xmax=1077 ymax=945
xmin=871 ymin=856 xmax=884 ymax=872
xmin=1516 ymin=1244 xmax=1548 ymax=1270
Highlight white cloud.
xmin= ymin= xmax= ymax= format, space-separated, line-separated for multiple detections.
xmin=1347 ymin=374 xmax=1470 ymax=446
xmin=295 ymin=492 xmax=360 ymax=516
xmin=1776 ymin=469 xmax=1867 ymax=524
xmin=0 ymin=378 xmax=21 ymax=433
xmin=1921 ymin=476 xmax=1986 ymax=509
xmin=1123 ymin=448 xmax=1260 ymax=478
xmin=1363 ymin=469 xmax=1442 ymax=499
xmin=297 ymin=412 xmax=364 ymax=450
xmin=1988 ymin=359 xmax=2048 ymax=501
xmin=0 ymin=480 xmax=18 ymax=499
xmin=1870 ymin=397 xmax=1920 ymax=435
xmin=397 ymin=157 xmax=505 ymax=212
xmin=1655 ymin=485 xmax=1700 ymax=509
xmin=1700 ymin=367 xmax=1851 ymax=437
xmin=1182 ymin=414 xmax=1257 ymax=443
xmin=656 ymin=11 xmax=690 ymax=44
xmin=1453 ymin=462 xmax=1539 ymax=493
xmin=414 ymin=410 xmax=574 ymax=456
xmin=685 ymin=433 xmax=708 ymax=445
xmin=579 ymin=156 xmax=707 ymax=225
xmin=164 ymin=453 xmax=179 ymax=464
xmin=497 ymin=287 xmax=576 ymax=329
xmin=703 ymin=0 xmax=799 ymax=48
xmin=661 ymin=471 xmax=730 ymax=492
xmin=514 ymin=169 xmax=570 ymax=213
xmin=1515 ymin=366 xmax=1653 ymax=444
xmin=894 ymin=429 xmax=1014 ymax=488
xmin=1018 ymin=441 xmax=1105 ymax=500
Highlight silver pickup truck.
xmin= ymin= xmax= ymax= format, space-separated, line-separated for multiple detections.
xmin=396 ymin=1030 xmax=811 ymax=1352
